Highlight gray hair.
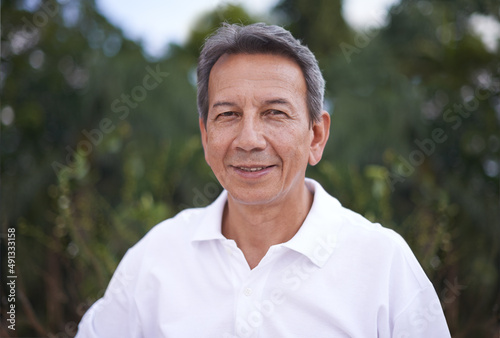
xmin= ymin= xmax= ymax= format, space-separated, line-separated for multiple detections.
xmin=197 ymin=22 xmax=325 ymax=126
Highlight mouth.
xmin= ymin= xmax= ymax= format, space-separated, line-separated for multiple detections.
xmin=232 ymin=165 xmax=275 ymax=172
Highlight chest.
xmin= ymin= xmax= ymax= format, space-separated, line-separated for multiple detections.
xmin=134 ymin=242 xmax=389 ymax=337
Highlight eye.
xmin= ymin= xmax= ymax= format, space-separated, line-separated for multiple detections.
xmin=265 ymin=109 xmax=287 ymax=117
xmin=216 ymin=111 xmax=237 ymax=119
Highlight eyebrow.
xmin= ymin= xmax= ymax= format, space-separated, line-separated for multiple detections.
xmin=264 ymin=98 xmax=292 ymax=107
xmin=212 ymin=101 xmax=237 ymax=109
xmin=211 ymin=98 xmax=293 ymax=109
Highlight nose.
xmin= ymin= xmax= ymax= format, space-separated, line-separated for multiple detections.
xmin=234 ymin=115 xmax=267 ymax=152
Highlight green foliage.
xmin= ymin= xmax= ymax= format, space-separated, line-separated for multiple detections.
xmin=1 ymin=0 xmax=499 ymax=336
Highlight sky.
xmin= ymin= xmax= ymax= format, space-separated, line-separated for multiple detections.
xmin=95 ymin=0 xmax=400 ymax=57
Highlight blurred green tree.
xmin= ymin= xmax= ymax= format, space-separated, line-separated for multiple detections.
xmin=1 ymin=0 xmax=499 ymax=336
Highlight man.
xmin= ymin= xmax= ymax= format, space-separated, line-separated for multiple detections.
xmin=76 ymin=23 xmax=450 ymax=337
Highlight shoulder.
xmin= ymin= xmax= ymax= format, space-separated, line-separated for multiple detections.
xmin=311 ymin=178 xmax=406 ymax=250
xmin=142 ymin=207 xmax=205 ymax=243
xmin=109 ymin=207 xmax=205 ymax=270
xmin=336 ymin=203 xmax=404 ymax=247
xmin=310 ymin=178 xmax=412 ymax=255
xmin=337 ymin=203 xmax=411 ymax=254
xmin=310 ymin=179 xmax=430 ymax=288
xmin=336 ymin=204 xmax=432 ymax=289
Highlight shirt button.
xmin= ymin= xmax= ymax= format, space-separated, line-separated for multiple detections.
xmin=243 ymin=288 xmax=252 ymax=296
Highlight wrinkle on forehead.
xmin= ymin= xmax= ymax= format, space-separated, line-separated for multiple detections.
xmin=208 ymin=53 xmax=307 ymax=110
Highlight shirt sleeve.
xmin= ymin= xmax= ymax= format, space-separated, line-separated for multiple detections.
xmin=392 ymin=285 xmax=451 ymax=337
xmin=75 ymin=248 xmax=142 ymax=338
xmin=374 ymin=228 xmax=451 ymax=338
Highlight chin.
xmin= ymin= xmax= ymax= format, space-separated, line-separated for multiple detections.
xmin=227 ymin=189 xmax=279 ymax=206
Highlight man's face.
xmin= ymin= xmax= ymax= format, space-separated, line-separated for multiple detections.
xmin=200 ymin=53 xmax=327 ymax=206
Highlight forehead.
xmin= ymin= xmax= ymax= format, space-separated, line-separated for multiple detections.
xmin=208 ymin=53 xmax=307 ymax=104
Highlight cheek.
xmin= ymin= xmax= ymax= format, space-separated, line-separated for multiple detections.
xmin=269 ymin=127 xmax=311 ymax=156
xmin=206 ymin=132 xmax=229 ymax=163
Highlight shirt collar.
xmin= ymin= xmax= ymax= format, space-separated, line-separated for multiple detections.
xmin=191 ymin=178 xmax=343 ymax=268
xmin=282 ymin=178 xmax=343 ymax=268
xmin=191 ymin=189 xmax=227 ymax=242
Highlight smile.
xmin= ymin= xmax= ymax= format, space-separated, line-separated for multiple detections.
xmin=233 ymin=165 xmax=274 ymax=172
xmin=239 ymin=167 xmax=265 ymax=172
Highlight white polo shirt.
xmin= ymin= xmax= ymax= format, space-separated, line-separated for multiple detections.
xmin=76 ymin=178 xmax=450 ymax=337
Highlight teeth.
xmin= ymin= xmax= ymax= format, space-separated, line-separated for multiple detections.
xmin=239 ymin=167 xmax=264 ymax=172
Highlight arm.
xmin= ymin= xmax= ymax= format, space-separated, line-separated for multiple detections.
xmin=392 ymin=285 xmax=451 ymax=337
xmin=76 ymin=249 xmax=142 ymax=338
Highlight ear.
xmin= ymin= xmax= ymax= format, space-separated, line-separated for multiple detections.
xmin=199 ymin=118 xmax=210 ymax=166
xmin=308 ymin=111 xmax=330 ymax=166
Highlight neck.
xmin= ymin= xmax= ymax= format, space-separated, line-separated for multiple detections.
xmin=222 ymin=181 xmax=313 ymax=269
